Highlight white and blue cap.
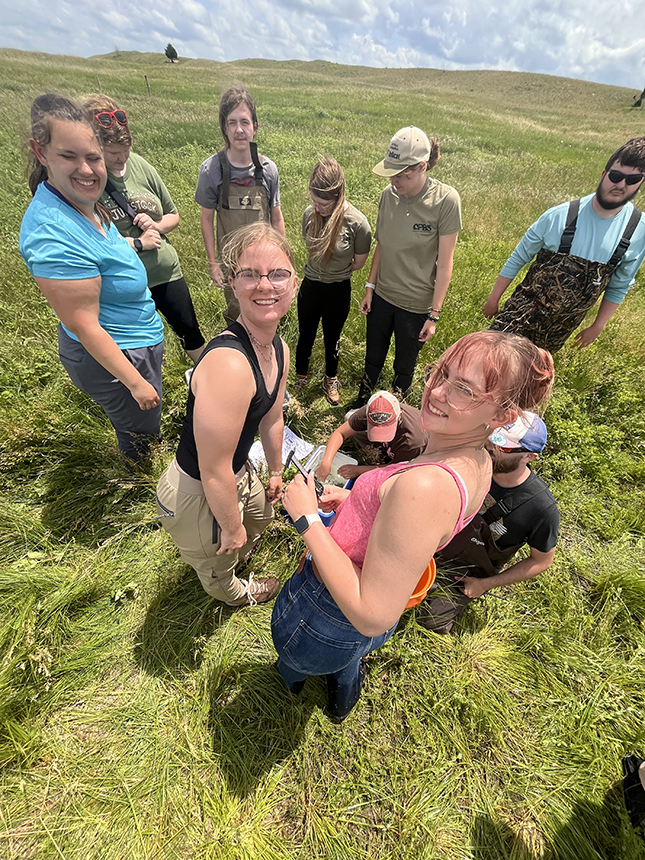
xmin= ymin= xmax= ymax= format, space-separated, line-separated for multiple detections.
xmin=488 ymin=411 xmax=547 ymax=453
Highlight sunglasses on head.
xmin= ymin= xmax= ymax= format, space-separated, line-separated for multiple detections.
xmin=607 ymin=169 xmax=644 ymax=186
xmin=94 ymin=109 xmax=128 ymax=129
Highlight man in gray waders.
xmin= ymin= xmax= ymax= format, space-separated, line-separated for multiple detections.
xmin=196 ymin=86 xmax=285 ymax=325
xmin=417 ymin=413 xmax=559 ymax=634
xmin=483 ymin=137 xmax=645 ymax=353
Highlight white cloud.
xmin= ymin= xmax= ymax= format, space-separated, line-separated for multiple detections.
xmin=1 ymin=0 xmax=644 ymax=88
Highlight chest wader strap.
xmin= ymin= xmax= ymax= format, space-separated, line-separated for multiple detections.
xmin=217 ymin=143 xmax=266 ymax=212
xmin=481 ymin=478 xmax=550 ymax=526
xmin=558 ymin=199 xmax=643 ymax=266
xmin=608 ymin=206 xmax=643 ymax=267
xmin=558 ymin=199 xmax=581 ymax=254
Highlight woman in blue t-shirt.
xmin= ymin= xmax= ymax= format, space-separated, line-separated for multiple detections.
xmin=19 ymin=94 xmax=165 ymax=461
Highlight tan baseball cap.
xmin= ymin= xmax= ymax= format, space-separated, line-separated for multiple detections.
xmin=373 ymin=126 xmax=431 ymax=177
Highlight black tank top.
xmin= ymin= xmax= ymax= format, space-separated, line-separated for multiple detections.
xmin=176 ymin=321 xmax=285 ymax=479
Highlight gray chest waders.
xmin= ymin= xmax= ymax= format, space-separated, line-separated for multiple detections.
xmin=216 ymin=143 xmax=270 ymax=325
xmin=490 ymin=199 xmax=642 ymax=353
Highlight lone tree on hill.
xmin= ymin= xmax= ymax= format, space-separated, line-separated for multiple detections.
xmin=165 ymin=43 xmax=178 ymax=63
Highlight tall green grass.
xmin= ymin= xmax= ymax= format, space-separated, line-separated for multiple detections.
xmin=1 ymin=48 xmax=645 ymax=859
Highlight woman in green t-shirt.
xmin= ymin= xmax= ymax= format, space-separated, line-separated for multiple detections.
xmin=294 ymin=157 xmax=371 ymax=405
xmin=348 ymin=127 xmax=461 ymax=411
xmin=84 ymin=96 xmax=205 ymax=363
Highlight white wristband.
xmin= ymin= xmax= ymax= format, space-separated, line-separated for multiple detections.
xmin=365 ymin=282 xmax=376 ymax=290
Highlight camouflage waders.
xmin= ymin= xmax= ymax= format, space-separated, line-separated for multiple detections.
xmin=491 ymin=199 xmax=642 ymax=353
xmin=216 ymin=142 xmax=270 ymax=325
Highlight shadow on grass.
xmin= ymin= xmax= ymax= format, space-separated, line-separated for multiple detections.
xmin=207 ymin=660 xmax=315 ymax=799
xmin=134 ymin=569 xmax=232 ymax=677
xmin=470 ymin=781 xmax=644 ymax=860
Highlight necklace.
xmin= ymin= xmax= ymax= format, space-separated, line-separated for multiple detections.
xmin=242 ymin=323 xmax=274 ymax=364
xmin=421 ymin=441 xmax=487 ymax=458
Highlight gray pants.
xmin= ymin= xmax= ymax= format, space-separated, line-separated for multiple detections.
xmin=58 ymin=325 xmax=163 ymax=461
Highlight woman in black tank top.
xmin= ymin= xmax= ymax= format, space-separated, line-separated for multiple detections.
xmin=156 ymin=224 xmax=298 ymax=607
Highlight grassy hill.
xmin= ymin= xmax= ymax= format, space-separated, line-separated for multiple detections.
xmin=1 ymin=48 xmax=645 ymax=859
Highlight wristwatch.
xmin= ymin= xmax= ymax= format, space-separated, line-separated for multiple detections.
xmin=294 ymin=513 xmax=320 ymax=535
xmin=133 ymin=238 xmax=143 ymax=253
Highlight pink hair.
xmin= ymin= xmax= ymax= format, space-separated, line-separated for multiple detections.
xmin=433 ymin=331 xmax=554 ymax=413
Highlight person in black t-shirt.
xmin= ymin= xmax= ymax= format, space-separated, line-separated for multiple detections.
xmin=417 ymin=411 xmax=559 ymax=633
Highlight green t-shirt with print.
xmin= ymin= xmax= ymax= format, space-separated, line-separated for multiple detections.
xmin=100 ymin=151 xmax=182 ymax=288
xmin=302 ymin=201 xmax=372 ymax=283
xmin=374 ymin=177 xmax=461 ymax=313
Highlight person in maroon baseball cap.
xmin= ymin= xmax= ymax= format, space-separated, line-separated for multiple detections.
xmin=316 ymin=391 xmax=428 ymax=481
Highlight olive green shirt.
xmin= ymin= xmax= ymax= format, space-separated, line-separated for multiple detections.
xmin=100 ymin=152 xmax=182 ymax=288
xmin=374 ymin=178 xmax=461 ymax=313
xmin=303 ymin=202 xmax=372 ymax=283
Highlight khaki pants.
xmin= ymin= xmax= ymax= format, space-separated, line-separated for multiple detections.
xmin=156 ymin=459 xmax=273 ymax=602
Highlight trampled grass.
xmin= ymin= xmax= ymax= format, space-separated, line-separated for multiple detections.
xmin=1 ymin=48 xmax=645 ymax=859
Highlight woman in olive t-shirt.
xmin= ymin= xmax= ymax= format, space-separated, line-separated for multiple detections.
xmin=85 ymin=95 xmax=206 ymax=363
xmin=294 ymin=157 xmax=371 ymax=406
xmin=349 ymin=127 xmax=461 ymax=410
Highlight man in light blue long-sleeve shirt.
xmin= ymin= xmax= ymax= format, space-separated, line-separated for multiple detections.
xmin=484 ymin=138 xmax=645 ymax=352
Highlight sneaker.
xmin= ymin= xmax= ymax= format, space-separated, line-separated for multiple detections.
xmin=322 ymin=376 xmax=340 ymax=406
xmin=224 ymin=572 xmax=280 ymax=607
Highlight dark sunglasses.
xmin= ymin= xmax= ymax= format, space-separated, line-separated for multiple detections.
xmin=94 ymin=109 xmax=128 ymax=129
xmin=607 ymin=169 xmax=644 ymax=186
xmin=496 ymin=445 xmax=529 ymax=454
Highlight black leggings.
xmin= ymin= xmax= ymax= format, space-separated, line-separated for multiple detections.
xmin=295 ymin=276 xmax=351 ymax=377
xmin=364 ymin=292 xmax=426 ymax=394
xmin=151 ymin=277 xmax=205 ymax=352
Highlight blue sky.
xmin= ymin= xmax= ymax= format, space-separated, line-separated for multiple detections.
xmin=2 ymin=0 xmax=644 ymax=90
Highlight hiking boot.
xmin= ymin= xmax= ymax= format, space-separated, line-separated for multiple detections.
xmin=322 ymin=376 xmax=340 ymax=405
xmin=224 ymin=572 xmax=280 ymax=607
xmin=293 ymin=374 xmax=308 ymax=395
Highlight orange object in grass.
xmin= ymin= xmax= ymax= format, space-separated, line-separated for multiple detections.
xmin=406 ymin=558 xmax=437 ymax=609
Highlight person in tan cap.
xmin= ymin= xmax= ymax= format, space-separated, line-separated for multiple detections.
xmin=315 ymin=390 xmax=428 ymax=481
xmin=347 ymin=126 xmax=462 ymax=410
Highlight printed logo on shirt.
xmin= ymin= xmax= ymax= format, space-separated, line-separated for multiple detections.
xmin=104 ymin=191 xmax=161 ymax=226
xmin=413 ymin=223 xmax=433 ymax=232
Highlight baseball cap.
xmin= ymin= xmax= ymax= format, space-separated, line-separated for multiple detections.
xmin=366 ymin=391 xmax=401 ymax=442
xmin=372 ymin=127 xmax=431 ymax=177
xmin=488 ymin=411 xmax=547 ymax=453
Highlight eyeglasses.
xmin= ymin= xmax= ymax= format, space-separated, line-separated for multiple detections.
xmin=423 ymin=363 xmax=492 ymax=411
xmin=233 ymin=268 xmax=293 ymax=291
xmin=94 ymin=109 xmax=128 ymax=129
xmin=495 ymin=445 xmax=529 ymax=454
xmin=607 ymin=169 xmax=644 ymax=186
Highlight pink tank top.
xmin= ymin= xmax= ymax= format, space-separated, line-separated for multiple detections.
xmin=328 ymin=459 xmax=483 ymax=569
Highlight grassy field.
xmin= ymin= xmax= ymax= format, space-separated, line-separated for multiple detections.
xmin=2 ymin=47 xmax=645 ymax=859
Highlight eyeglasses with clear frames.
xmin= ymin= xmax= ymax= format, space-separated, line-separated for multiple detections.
xmin=423 ymin=363 xmax=492 ymax=411
xmin=233 ymin=268 xmax=293 ymax=292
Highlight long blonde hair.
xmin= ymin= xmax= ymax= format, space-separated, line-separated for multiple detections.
xmin=307 ymin=156 xmax=346 ymax=265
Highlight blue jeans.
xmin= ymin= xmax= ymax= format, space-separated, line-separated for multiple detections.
xmin=271 ymin=557 xmax=397 ymax=698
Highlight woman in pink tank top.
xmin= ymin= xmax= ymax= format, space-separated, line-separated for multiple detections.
xmin=272 ymin=331 xmax=554 ymax=722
